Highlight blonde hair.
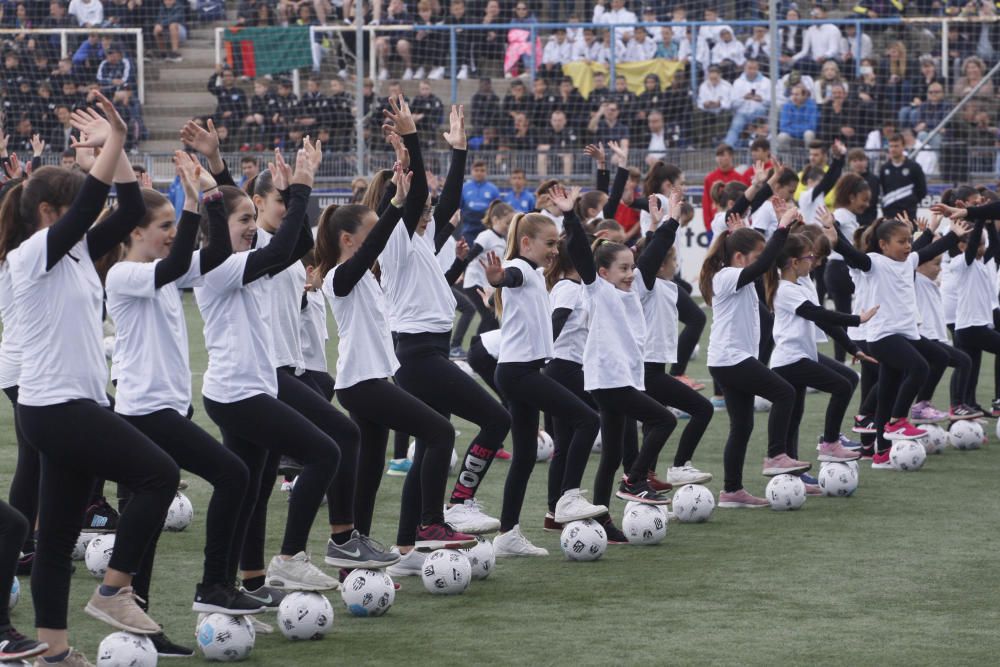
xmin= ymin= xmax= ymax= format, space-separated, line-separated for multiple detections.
xmin=494 ymin=212 xmax=556 ymax=317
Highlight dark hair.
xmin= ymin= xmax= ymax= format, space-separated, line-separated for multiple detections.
xmin=471 ymin=160 xmax=487 ymax=169
xmin=711 ymin=180 xmax=746 ymax=207
xmin=764 ymin=233 xmax=812 ymax=308
xmin=315 ymin=203 xmax=372 ymax=276
xmin=593 ymin=219 xmax=623 ymax=234
xmin=951 ymin=185 xmax=979 ymax=205
xmin=801 ymin=165 xmax=825 ymax=185
xmin=772 ymin=167 xmax=799 ymax=190
xmin=240 ymin=155 xmax=258 ymax=166
xmin=574 ymin=190 xmax=607 ymax=220
xmin=796 ymin=224 xmax=831 ymax=260
xmin=714 ymin=143 xmax=734 ymax=156
xmin=591 ymin=238 xmax=629 ymax=271
xmin=0 ymin=166 xmax=84 ymax=262
xmin=863 ymin=217 xmax=910 ymax=254
xmin=750 ymin=137 xmax=770 ymax=153
xmin=544 ymin=239 xmax=575 ymax=290
xmin=807 ymin=140 xmax=827 ymax=151
xmin=847 ymin=147 xmax=868 ymax=163
xmin=888 ymin=133 xmax=904 ymax=144
xmin=642 ymin=161 xmax=682 ymax=197
xmin=536 ymin=178 xmax=560 ymax=198
xmin=833 ymin=173 xmax=871 ymax=210
xmin=484 ymin=199 xmax=515 ymax=229
xmin=360 ymin=169 xmax=393 ymax=210
xmin=699 ymin=227 xmax=765 ymax=305
xmin=121 ymin=188 xmax=172 ymax=248
xmin=252 ymin=169 xmax=276 ymax=198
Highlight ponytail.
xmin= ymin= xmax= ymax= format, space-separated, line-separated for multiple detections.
xmin=763 ymin=233 xmax=810 ymax=309
xmin=698 ymin=227 xmax=765 ymax=306
xmin=0 ymin=166 xmax=85 ymax=263
xmin=484 ymin=199 xmax=515 ymax=230
xmin=864 ymin=216 xmax=910 ymax=254
xmin=495 ymin=212 xmax=554 ymax=318
xmin=0 ymin=179 xmax=26 ymax=263
xmin=315 ymin=203 xmax=372 ymax=278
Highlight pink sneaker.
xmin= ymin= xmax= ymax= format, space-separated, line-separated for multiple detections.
xmin=816 ymin=440 xmax=861 ymax=463
xmin=415 ymin=522 xmax=477 ymax=551
xmin=871 ymin=450 xmax=894 ymax=469
xmin=804 ymin=483 xmax=823 ymax=496
xmin=910 ymin=401 xmax=948 ymax=424
xmin=884 ymin=419 xmax=926 ymax=440
xmin=718 ymin=488 xmax=769 ymax=508
xmin=494 ymin=448 xmax=512 ymax=460
xmin=762 ymin=453 xmax=812 ymax=476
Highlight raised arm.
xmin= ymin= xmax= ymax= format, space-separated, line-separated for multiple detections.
xmin=985 ymin=221 xmax=1000 ymax=265
xmin=153 ymin=151 xmax=209 ymax=287
xmin=917 ymin=225 xmax=963 ymax=265
xmin=636 ymin=193 xmax=680 ymax=291
xmin=832 ymin=220 xmax=871 ymax=270
xmin=384 ymin=99 xmax=427 ymax=238
xmin=601 ymin=141 xmax=629 ymax=219
xmin=585 ymin=143 xmax=609 ymax=193
xmin=85 ymin=138 xmax=144 ymax=261
xmin=964 ymin=219 xmax=985 ymax=266
xmin=735 ymin=208 xmax=795 ymax=289
xmin=810 ymin=151 xmax=845 ymax=203
xmin=794 ymin=301 xmax=861 ymax=327
xmin=180 ymin=118 xmax=235 ymax=187
xmin=433 ymin=106 xmax=468 ymax=250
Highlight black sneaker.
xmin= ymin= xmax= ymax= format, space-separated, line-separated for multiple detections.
xmin=852 ymin=415 xmax=876 ymax=434
xmin=615 ymin=478 xmax=670 ymax=505
xmin=951 ymin=404 xmax=984 ymax=420
xmin=325 ymin=530 xmax=401 ymax=569
xmin=991 ymin=399 xmax=1000 ymax=418
xmin=16 ymin=551 xmax=32 ymax=576
xmin=240 ymin=584 xmax=286 ymax=611
xmin=0 ymin=627 xmax=47 ymax=661
xmin=83 ymin=497 xmax=119 ymax=533
xmin=192 ymin=583 xmax=265 ymax=615
xmin=597 ymin=515 xmax=628 ymax=545
xmin=278 ymin=456 xmax=303 ymax=478
xmin=150 ymin=629 xmax=194 ymax=658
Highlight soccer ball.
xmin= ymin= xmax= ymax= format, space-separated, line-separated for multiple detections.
xmin=163 ymin=492 xmax=193 ymax=532
xmin=459 ymin=537 xmax=496 ymax=580
xmin=754 ymin=396 xmax=772 ymax=412
xmin=559 ymin=519 xmax=608 ymax=562
xmin=921 ymin=424 xmax=948 ymax=455
xmin=765 ymin=474 xmax=806 ymax=511
xmin=96 ymin=632 xmax=157 ymax=666
xmin=817 ymin=462 xmax=859 ymax=497
xmin=340 ymin=569 xmax=395 ymax=617
xmin=621 ymin=504 xmax=668 ymax=545
xmin=949 ymin=420 xmax=982 ymax=450
xmin=592 ymin=433 xmax=602 ymax=453
xmin=196 ymin=613 xmax=255 ymax=661
xmin=421 ymin=549 xmax=471 ymax=595
xmin=536 ymin=430 xmax=554 ymax=462
xmin=277 ymin=592 xmax=334 ymax=640
xmin=407 ymin=441 xmax=459 ymax=472
xmin=72 ymin=532 xmax=98 ymax=561
xmin=85 ymin=534 xmax=116 ymax=578
xmin=9 ymin=577 xmax=18 ymax=611
xmin=691 ymin=343 xmax=700 ymax=361
xmin=890 ymin=440 xmax=927 ymax=471
xmin=672 ymin=484 xmax=715 ymax=523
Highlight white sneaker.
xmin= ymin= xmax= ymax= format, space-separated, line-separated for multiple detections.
xmin=385 ymin=547 xmax=426 ymax=577
xmin=414 ymin=66 xmax=426 ymax=79
xmin=553 ymin=488 xmax=607 ymax=524
xmin=280 ymin=480 xmax=293 ymax=492
xmin=665 ymin=462 xmax=713 ymax=485
xmin=428 ymin=66 xmax=445 ymax=80
xmin=402 ymin=67 xmax=414 ymax=80
xmin=265 ymin=552 xmax=339 ymax=592
xmin=377 ymin=67 xmax=389 ymax=81
xmin=444 ymin=499 xmax=501 ymax=534
xmin=456 ymin=65 xmax=469 ymax=79
xmin=493 ymin=525 xmax=548 ymax=557
xmin=248 ymin=616 xmax=274 ymax=634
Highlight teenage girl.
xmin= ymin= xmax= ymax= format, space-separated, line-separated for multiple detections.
xmin=700 ymin=207 xmax=804 ymax=508
xmin=8 ymin=97 xmax=179 ymax=663
xmin=460 ymin=199 xmax=513 ymax=335
xmin=831 ymin=215 xmax=969 ymax=468
xmin=481 ymin=212 xmax=602 ymax=556
xmin=300 ymin=252 xmax=335 ymax=401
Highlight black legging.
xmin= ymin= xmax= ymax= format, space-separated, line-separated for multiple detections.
xmin=203 ymin=393 xmax=340 ymax=581
xmin=462 ymin=285 xmax=499 ymax=336
xmin=670 ymin=287 xmax=706 ymax=377
xmin=954 ymin=325 xmax=1000 ymax=407
xmin=467 ymin=336 xmax=503 ymax=402
xmin=824 ymin=259 xmax=855 ymax=362
xmin=495 ymin=361 xmax=599 ymax=532
xmin=591 ymin=387 xmax=677 ymax=507
xmin=2 ymin=386 xmax=37 ymax=555
xmin=918 ymin=340 xmax=972 ymax=408
xmin=867 ymin=335 xmax=937 ymax=451
xmin=301 ymin=370 xmax=336 ymax=402
xmin=773 ymin=355 xmax=858 ymax=458
xmin=19 ymin=400 xmax=179 ymax=630
xmin=451 ymin=285 xmax=476 ymax=349
xmin=543 ymin=358 xmax=597 ymax=512
xmin=912 ymin=337 xmax=949 ymax=406
xmin=855 ymin=339 xmax=879 ymax=417
xmin=121 ymin=409 xmax=251 ymax=602
xmin=394 ymin=332 xmax=510 ymax=507
xmin=709 ymin=358 xmax=795 ymax=493
xmin=757 ymin=297 xmax=775 ymax=366
xmin=0 ymin=499 xmax=28 ymax=630
xmin=337 ymin=378 xmax=455 ymax=546
xmin=643 ymin=362 xmax=714 ymax=468
xmin=239 ymin=450 xmax=279 ymax=574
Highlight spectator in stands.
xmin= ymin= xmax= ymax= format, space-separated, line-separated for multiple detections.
xmin=236 ymin=0 xmax=275 ymax=26
xmin=239 ymin=155 xmax=259 ymax=187
xmin=819 ymin=83 xmax=857 ymax=143
xmin=839 ymin=23 xmax=873 ymax=65
xmin=443 ymin=0 xmax=473 ymax=79
xmin=695 ymin=65 xmax=732 ymax=146
xmin=878 ymin=132 xmax=927 ymax=221
xmin=954 ymin=55 xmax=994 ymax=107
xmin=460 ymin=159 xmax=500 ymax=244
xmin=778 ymin=7 xmax=805 ymax=72
xmin=654 ymin=25 xmax=689 ymax=60
xmin=208 ymin=64 xmax=249 ymax=130
xmin=326 ymin=77 xmax=353 ymax=150
xmin=883 ymin=40 xmax=916 ymax=115
xmin=588 ymin=99 xmax=628 ymax=151
xmin=853 ymin=58 xmax=880 ymax=137
xmin=296 ymin=74 xmax=328 ymax=138
xmin=39 ymin=2 xmax=75 ymax=55
xmin=271 ymin=77 xmax=298 ymax=146
xmin=501 ymin=111 xmax=536 ymax=152
xmin=725 ymin=58 xmax=769 ymax=148
xmin=244 ymin=78 xmax=272 ymax=151
xmin=745 ymin=26 xmax=770 ymax=65
xmin=776 ymin=83 xmax=818 ymax=153
xmin=542 ymin=27 xmax=573 ymax=77
xmin=588 ymin=71 xmax=611 ymax=109
xmin=593 ymin=0 xmax=637 ymax=45
xmin=847 ymin=147 xmax=880 ymax=227
xmin=572 ymin=27 xmax=608 ymax=64
xmin=472 ymin=0 xmax=505 ymax=76
xmin=154 ymin=0 xmax=187 ymax=62
xmin=95 ymin=43 xmax=132 ymax=95
xmin=623 ymin=26 xmax=655 ymax=62
xmin=537 ymin=108 xmax=577 ymax=176
xmin=897 ymin=56 xmax=944 ymax=128
xmin=710 ymin=27 xmax=745 ymax=80
xmin=413 ymin=0 xmax=446 ymax=80
xmin=635 ymin=73 xmax=662 ymax=129
xmin=528 ymin=77 xmax=556 ymax=131
xmin=644 ymin=109 xmax=670 ymax=166
xmin=373 ymin=0 xmax=413 ymax=81
xmin=71 ymin=32 xmax=105 ymax=79
xmin=553 ymin=76 xmax=585 ymax=130
xmin=504 ymin=2 xmax=540 ymax=78
xmin=471 ymin=76 xmax=500 ymax=135
xmin=500 ymin=168 xmax=536 ymax=212
xmin=610 ymin=74 xmax=636 ymax=125
xmin=695 ymin=7 xmax=731 ymax=74
xmin=661 ymin=68 xmax=690 ymax=145
xmin=815 ymin=59 xmax=847 ymax=105
xmin=777 ymin=68 xmax=815 ymax=105
xmin=34 ymin=82 xmax=58 ymax=140
xmin=411 ymin=79 xmax=444 ymax=144
xmin=105 ymin=0 xmax=143 ymax=26
xmin=702 ymin=143 xmax=749 ymax=231
xmin=68 ymin=0 xmax=103 ymax=26
xmin=501 ymin=79 xmax=529 ymax=130
xmin=912 ymin=82 xmax=948 ymax=144
xmin=790 ymin=4 xmax=840 ymax=75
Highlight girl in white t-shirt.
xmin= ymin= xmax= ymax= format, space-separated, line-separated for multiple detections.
xmin=460 ymin=199 xmax=513 ymax=335
xmin=826 ymin=173 xmax=872 ymax=362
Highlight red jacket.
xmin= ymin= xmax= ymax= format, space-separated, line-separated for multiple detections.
xmin=702 ymin=168 xmax=752 ymax=231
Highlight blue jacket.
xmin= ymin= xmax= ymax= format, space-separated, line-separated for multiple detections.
xmin=779 ymin=99 xmax=818 ymax=139
xmin=500 ymin=188 xmax=536 ymax=213
xmin=461 ymin=179 xmax=500 ymax=235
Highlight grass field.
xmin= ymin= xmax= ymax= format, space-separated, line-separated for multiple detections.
xmin=2 ymin=296 xmax=1000 ymax=666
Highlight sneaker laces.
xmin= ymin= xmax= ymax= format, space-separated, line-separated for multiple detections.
xmin=358 ymin=533 xmax=389 ymax=553
xmin=3 ymin=628 xmax=27 ymax=641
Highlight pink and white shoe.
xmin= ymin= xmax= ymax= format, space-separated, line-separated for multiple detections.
xmin=718 ymin=488 xmax=769 ymax=508
xmin=910 ymin=401 xmax=948 ymax=424
xmin=804 ymin=483 xmax=823 ymax=496
xmin=871 ymin=450 xmax=895 ymax=469
xmin=816 ymin=440 xmax=861 ymax=462
xmin=884 ymin=419 xmax=926 ymax=440
xmin=762 ymin=453 xmax=811 ymax=476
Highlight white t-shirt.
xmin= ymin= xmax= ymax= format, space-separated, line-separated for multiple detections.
xmin=707 ymin=266 xmax=760 ymax=367
xmin=0 ymin=261 xmax=21 ymax=389
xmin=940 ymin=249 xmax=959 ymax=325
xmin=951 ymin=256 xmax=996 ymax=330
xmin=863 ymin=252 xmax=920 ymax=342
xmin=323 ymin=266 xmax=399 ymax=390
xmin=68 ymin=0 xmax=103 ymax=25
xmin=195 ymin=253 xmax=278 ymax=402
xmin=771 ymin=280 xmax=819 ymax=368
xmin=106 ymin=258 xmax=202 ymax=416
xmin=463 ymin=228 xmax=506 ymax=290
xmin=300 ymin=289 xmax=328 ymax=373
xmin=550 ymin=278 xmax=588 ymax=365
xmin=582 ymin=278 xmax=645 ymax=391
xmin=539 ymin=209 xmax=564 ymax=234
xmin=915 ymin=273 xmax=948 ymax=342
xmin=380 ymin=220 xmax=456 ymax=335
xmin=256 ymin=228 xmax=307 ymax=372
xmin=635 ymin=269 xmax=678 ymax=364
xmin=480 ymin=328 xmax=501 ymax=359
xmin=830 ymin=208 xmax=858 ymax=262
xmin=436 ymin=235 xmax=456 ymax=274
xmin=10 ymin=230 xmax=109 ymax=406
xmin=847 ymin=266 xmax=869 ymax=341
xmin=750 ymin=199 xmax=779 ymax=240
xmin=797 ymin=188 xmax=824 ymax=226
xmin=798 ymin=275 xmax=827 ymax=343
xmin=498 ymin=258 xmax=552 ymax=363
xmin=710 ymin=211 xmax=728 ymax=237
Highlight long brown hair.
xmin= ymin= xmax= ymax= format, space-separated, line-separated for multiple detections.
xmin=0 ymin=166 xmax=85 ymax=262
xmin=699 ymin=227 xmax=765 ymax=305
xmin=832 ymin=172 xmax=871 ymax=210
xmin=314 ymin=203 xmax=373 ymax=278
xmin=360 ymin=169 xmax=394 ymax=211
xmin=495 ymin=212 xmax=555 ymax=317
xmin=764 ymin=233 xmax=810 ymax=309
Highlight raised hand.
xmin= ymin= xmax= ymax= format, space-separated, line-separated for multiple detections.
xmin=751 ymin=160 xmax=769 ymax=186
xmin=175 ymin=150 xmax=201 ymax=203
xmin=74 ymin=138 xmax=96 ymax=173
xmin=930 ymin=202 xmax=966 ymax=219
xmin=549 ymin=183 xmax=580 ymax=213
xmin=607 ymin=140 xmax=627 ymax=167
xmin=390 ymin=161 xmax=413 ymax=201
xmin=950 ymin=218 xmax=971 ymax=237
xmin=180 ymin=118 xmax=221 ymax=159
xmin=0 ymin=133 xmax=8 ymax=157
xmin=382 ymin=94 xmax=417 ymax=136
xmin=648 ymin=194 xmax=664 ymax=227
xmin=387 ymin=132 xmax=410 ymax=172
xmin=70 ymin=92 xmax=126 ymax=148
xmin=268 ymin=148 xmax=292 ymax=190
xmin=30 ymin=134 xmax=45 ymax=157
xmin=667 ymin=189 xmax=683 ymax=222
xmin=777 ymin=205 xmax=800 ymax=229
xmin=726 ymin=212 xmax=747 ymax=231
xmin=831 ymin=138 xmax=847 ymax=157
xmin=2 ymin=153 xmax=22 ymax=179
xmin=305 ymin=265 xmax=323 ymax=292
xmin=442 ymin=104 xmax=466 ymax=150
xmin=455 ymin=237 xmax=469 ymax=260
xmin=928 ymin=213 xmax=943 ymax=233
xmin=815 ymin=204 xmax=834 ymax=227
xmin=476 ymin=285 xmax=495 ymax=307
xmin=583 ymin=142 xmax=606 ymax=167
xmin=859 ymin=304 xmax=880 ymax=323
xmin=290 ymin=136 xmax=323 ymax=187
xmin=480 ymin=250 xmax=505 ymax=286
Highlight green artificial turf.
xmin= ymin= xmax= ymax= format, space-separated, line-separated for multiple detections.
xmin=2 ymin=295 xmax=999 ymax=665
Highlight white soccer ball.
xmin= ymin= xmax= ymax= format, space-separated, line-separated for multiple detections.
xmin=691 ymin=343 xmax=700 ymax=361
xmin=949 ymin=420 xmax=983 ymax=450
xmin=817 ymin=462 xmax=859 ymax=497
xmin=96 ymin=632 xmax=157 ymax=667
xmin=421 ymin=549 xmax=471 ymax=594
xmin=672 ymin=484 xmax=716 ymax=523
xmin=536 ymin=430 xmax=554 ymax=462
xmin=621 ymin=504 xmax=668 ymax=545
xmin=459 ymin=536 xmax=496 ymax=580
xmin=340 ymin=569 xmax=395 ymax=617
xmin=559 ymin=519 xmax=608 ymax=561
xmin=754 ymin=396 xmax=772 ymax=412
xmin=9 ymin=576 xmax=19 ymax=611
xmin=85 ymin=534 xmax=116 ymax=578
xmin=72 ymin=532 xmax=98 ymax=561
xmin=196 ymin=613 xmax=255 ymax=661
xmin=277 ymin=592 xmax=334 ymax=640
xmin=890 ymin=440 xmax=927 ymax=471
xmin=765 ymin=474 xmax=806 ymax=511
xmin=408 ymin=441 xmax=459 ymax=472
xmin=921 ymin=424 xmax=949 ymax=455
xmin=163 ymin=492 xmax=194 ymax=532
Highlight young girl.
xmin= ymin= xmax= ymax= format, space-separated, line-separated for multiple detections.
xmin=701 ymin=208 xmax=804 ymax=508
xmin=796 ymin=142 xmax=845 ymax=226
xmin=750 ymin=168 xmax=799 ymax=239
xmin=461 ymin=199 xmax=513 ymax=335
xmin=826 ymin=172 xmax=871 ymax=363
xmin=481 ymin=212 xmax=603 ymax=556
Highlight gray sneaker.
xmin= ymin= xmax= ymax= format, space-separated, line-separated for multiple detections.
xmin=34 ymin=649 xmax=94 ymax=666
xmin=84 ymin=586 xmax=160 ymax=634
xmin=324 ymin=531 xmax=401 ymax=569
xmin=266 ymin=552 xmax=339 ymax=592
xmin=240 ymin=584 xmax=286 ymax=610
